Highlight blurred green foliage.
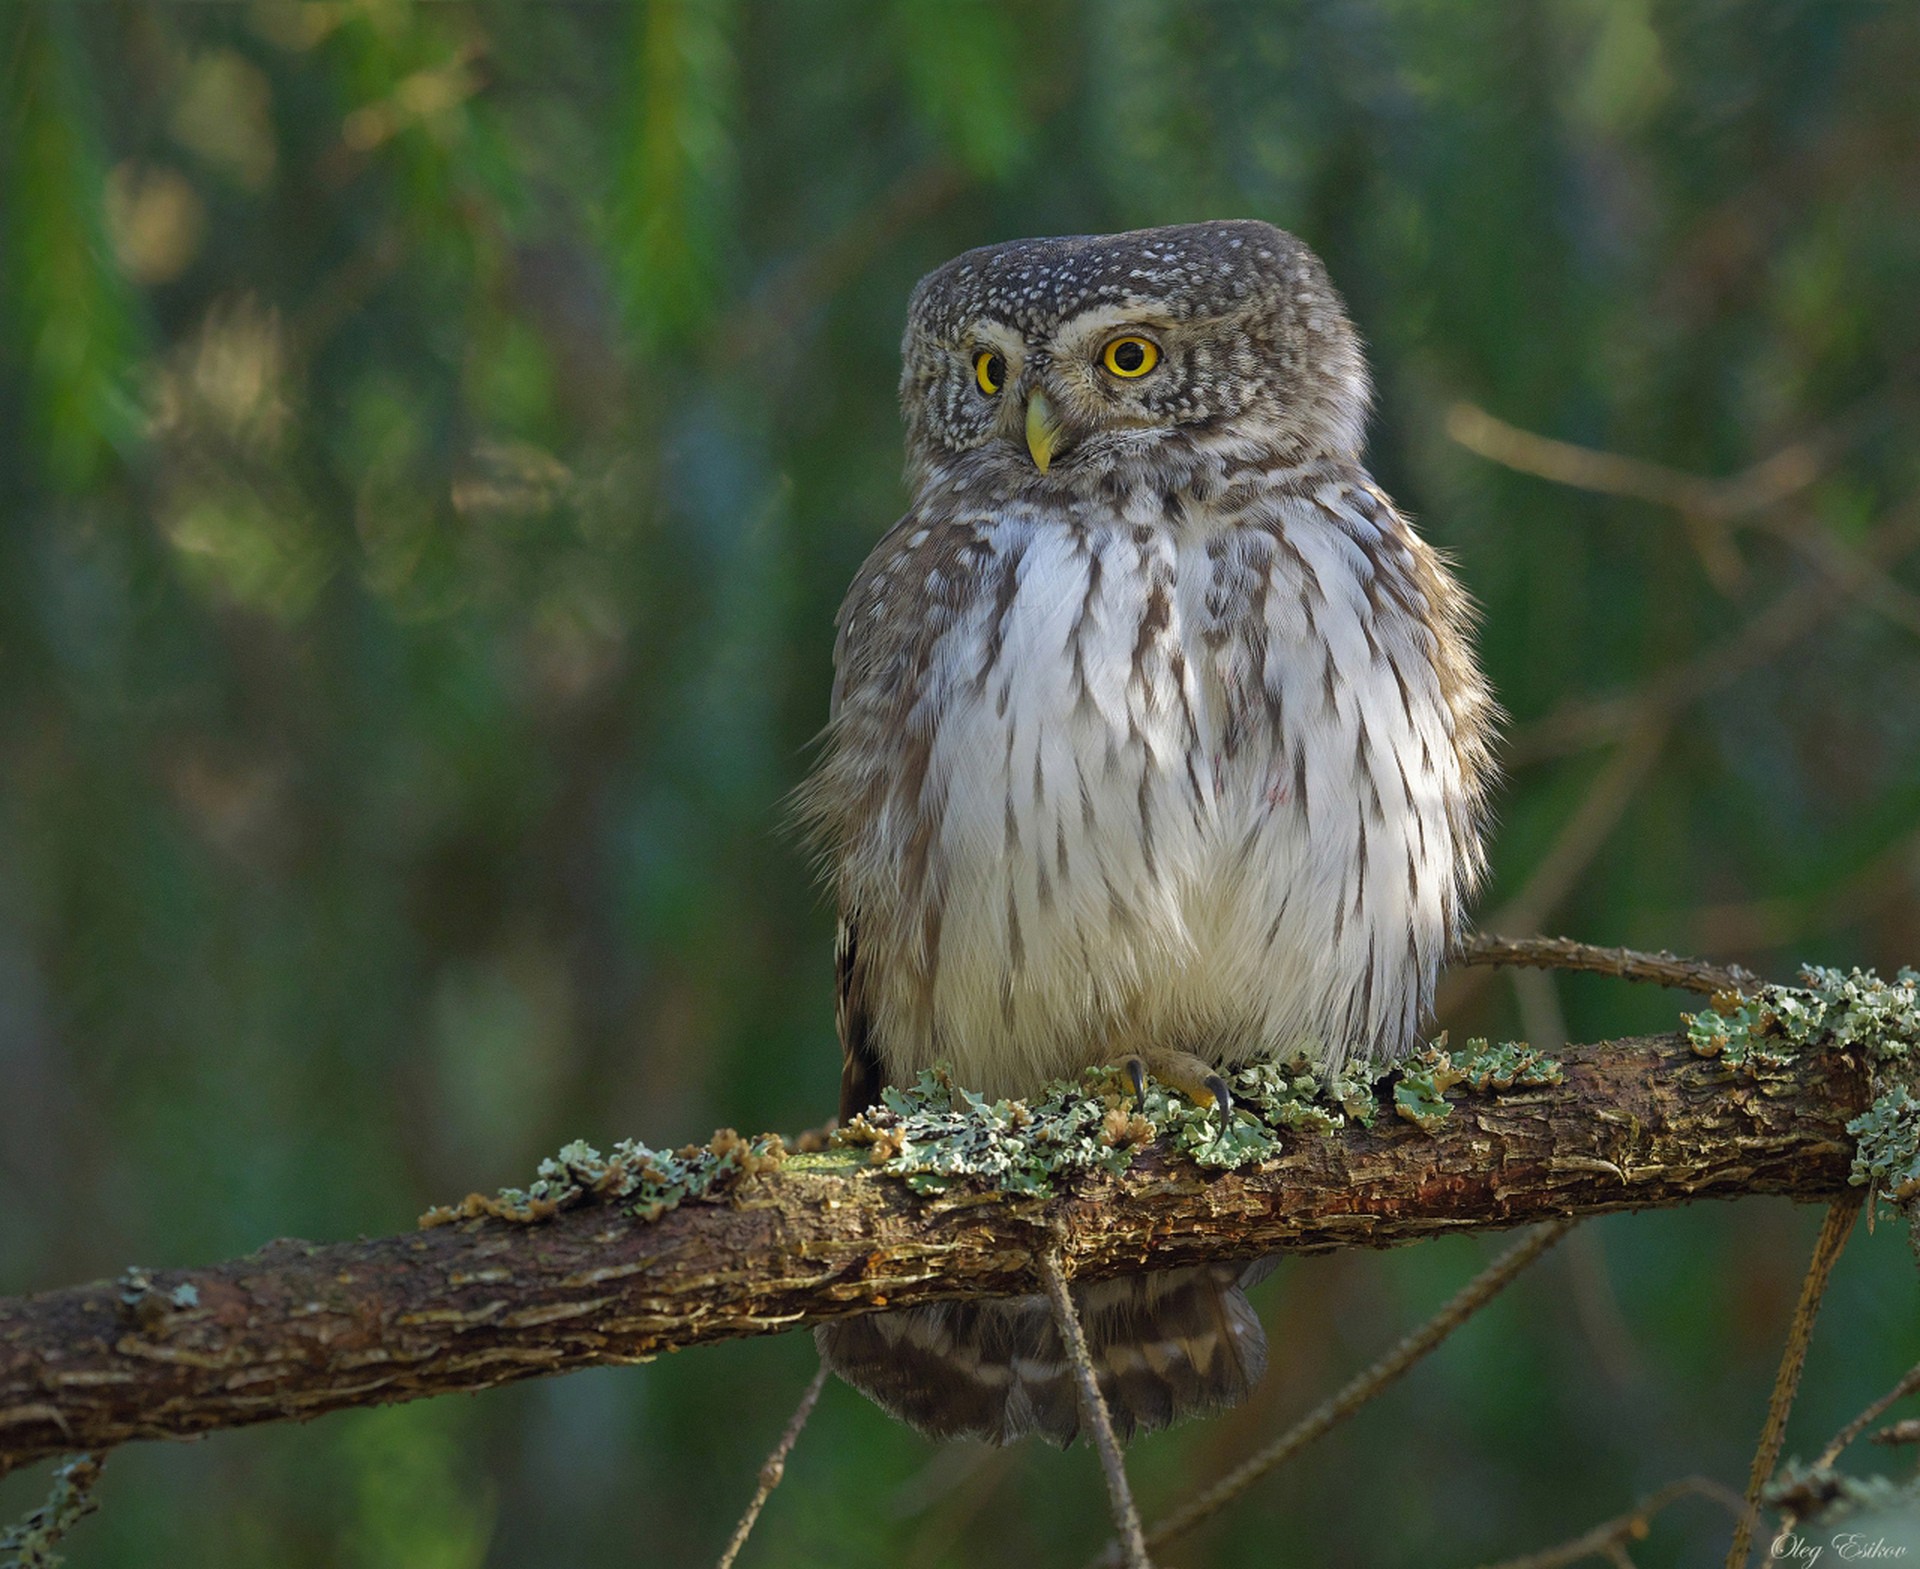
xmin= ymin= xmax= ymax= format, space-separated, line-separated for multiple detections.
xmin=2 ymin=2 xmax=1919 ymax=1565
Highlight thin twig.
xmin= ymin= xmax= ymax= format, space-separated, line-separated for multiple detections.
xmin=1562 ymin=1225 xmax=1647 ymax=1392
xmin=713 ymin=1362 xmax=831 ymax=1569
xmin=1445 ymin=402 xmax=1920 ymax=639
xmin=1509 ymin=503 xmax=1920 ymax=766
xmin=1459 ymin=933 xmax=1761 ymax=999
xmin=1445 ymin=403 xmax=1830 ymax=524
xmin=1039 ymin=1247 xmax=1151 ymax=1569
xmin=1098 ymin=1221 xmax=1577 ymax=1567
xmin=1441 ymin=722 xmax=1671 ymax=1017
xmin=1815 ymin=1360 xmax=1920 ymax=1471
xmin=0 ymin=1453 xmax=106 ymax=1569
xmin=1762 ymin=507 xmax=1920 ymax=640
xmin=1725 ymin=1194 xmax=1865 ymax=1569
xmin=1686 ymin=823 xmax=1920 ymax=953
xmin=1471 ymin=1476 xmax=1747 ymax=1569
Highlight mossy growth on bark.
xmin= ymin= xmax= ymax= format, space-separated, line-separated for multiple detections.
xmin=1388 ymin=1036 xmax=1566 ymax=1133
xmin=1849 ymin=1087 xmax=1920 ymax=1202
xmin=833 ymin=1038 xmax=1569 ymax=1188
xmin=1765 ymin=1459 xmax=1920 ymax=1551
xmin=1682 ymin=965 xmax=1920 ymax=1201
xmin=429 ymin=965 xmax=1920 ymax=1232
xmin=0 ymin=1455 xmax=103 ymax=1569
xmin=419 ymin=1129 xmax=788 ymax=1227
xmin=1683 ymin=965 xmax=1920 ymax=1069
xmin=431 ymin=1032 xmax=1565 ymax=1224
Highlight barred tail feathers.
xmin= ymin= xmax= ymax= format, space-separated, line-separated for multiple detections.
xmin=815 ymin=1263 xmax=1268 ymax=1447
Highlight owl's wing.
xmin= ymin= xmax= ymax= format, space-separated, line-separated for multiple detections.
xmin=835 ymin=911 xmax=883 ymax=1121
xmin=814 ymin=512 xmax=951 ymax=1124
xmin=814 ymin=510 xmax=987 ymax=1122
xmin=825 ymin=528 xmax=899 ymax=1125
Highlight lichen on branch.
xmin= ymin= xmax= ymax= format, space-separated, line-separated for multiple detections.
xmin=1683 ymin=965 xmax=1920 ymax=1070
xmin=1 ymin=961 xmax=1912 ymax=1480
xmin=416 ymin=965 xmax=1920 ymax=1241
xmin=419 ymin=1129 xmax=788 ymax=1228
xmin=1678 ymin=964 xmax=1920 ymax=1202
xmin=456 ymin=1036 xmax=1562 ymax=1222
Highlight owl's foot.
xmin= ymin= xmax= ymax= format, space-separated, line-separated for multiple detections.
xmin=1121 ymin=1048 xmax=1233 ymax=1121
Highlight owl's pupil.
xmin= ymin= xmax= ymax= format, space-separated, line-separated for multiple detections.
xmin=1113 ymin=341 xmax=1145 ymax=372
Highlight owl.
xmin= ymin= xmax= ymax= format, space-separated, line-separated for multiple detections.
xmin=797 ymin=220 xmax=1496 ymax=1446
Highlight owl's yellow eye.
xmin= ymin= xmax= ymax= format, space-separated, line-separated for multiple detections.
xmin=974 ymin=350 xmax=1005 ymax=396
xmin=1101 ymin=336 xmax=1160 ymax=378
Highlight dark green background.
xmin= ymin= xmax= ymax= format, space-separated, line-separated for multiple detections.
xmin=3 ymin=3 xmax=1919 ymax=1565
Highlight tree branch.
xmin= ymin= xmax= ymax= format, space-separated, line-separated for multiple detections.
xmin=1457 ymin=932 xmax=1762 ymax=998
xmin=0 ymin=1021 xmax=1884 ymax=1477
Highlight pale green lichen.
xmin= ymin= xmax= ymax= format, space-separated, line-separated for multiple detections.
xmin=837 ymin=1069 xmax=1146 ymax=1195
xmin=1450 ymin=1036 xmax=1567 ymax=1092
xmin=1392 ymin=1036 xmax=1565 ymax=1134
xmin=1680 ymin=967 xmax=1920 ymax=1203
xmin=420 ymin=1128 xmax=787 ymax=1228
xmin=837 ymin=1039 xmax=1547 ymax=1187
xmin=1139 ymin=1053 xmax=1374 ymax=1169
xmin=1684 ymin=966 xmax=1920 ymax=1070
xmin=837 ymin=1053 xmax=1397 ymax=1187
xmin=436 ymin=1023 xmax=1566 ymax=1221
xmin=114 ymin=1267 xmax=151 ymax=1308
xmin=0 ymin=1455 xmax=104 ymax=1569
xmin=1392 ymin=1073 xmax=1453 ymax=1135
xmin=1848 ymin=1087 xmax=1920 ymax=1201
xmin=1764 ymin=1458 xmax=1920 ymax=1532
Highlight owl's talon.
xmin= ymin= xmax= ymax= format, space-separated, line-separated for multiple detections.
xmin=1204 ymin=1074 xmax=1234 ymax=1121
xmin=1115 ymin=1047 xmax=1233 ymax=1120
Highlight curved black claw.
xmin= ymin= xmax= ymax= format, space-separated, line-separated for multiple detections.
xmin=1204 ymin=1073 xmax=1234 ymax=1121
xmin=1125 ymin=1055 xmax=1148 ymax=1103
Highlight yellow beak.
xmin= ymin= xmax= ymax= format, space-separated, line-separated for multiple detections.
xmin=1025 ymin=390 xmax=1062 ymax=473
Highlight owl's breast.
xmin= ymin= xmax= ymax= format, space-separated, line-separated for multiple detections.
xmin=927 ymin=513 xmax=1233 ymax=879
xmin=834 ymin=490 xmax=1473 ymax=1097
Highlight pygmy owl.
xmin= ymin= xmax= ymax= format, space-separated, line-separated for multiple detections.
xmin=798 ymin=220 xmax=1496 ymax=1446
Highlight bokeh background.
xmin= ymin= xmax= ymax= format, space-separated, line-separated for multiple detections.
xmin=3 ymin=2 xmax=1919 ymax=1565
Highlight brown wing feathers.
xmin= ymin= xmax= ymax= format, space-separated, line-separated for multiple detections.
xmin=835 ymin=913 xmax=884 ymax=1123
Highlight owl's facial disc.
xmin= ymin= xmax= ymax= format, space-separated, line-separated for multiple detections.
xmin=899 ymin=221 xmax=1373 ymax=489
xmin=1018 ymin=326 xmax=1165 ymax=473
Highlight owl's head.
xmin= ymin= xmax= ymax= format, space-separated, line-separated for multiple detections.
xmin=898 ymin=220 xmax=1370 ymax=497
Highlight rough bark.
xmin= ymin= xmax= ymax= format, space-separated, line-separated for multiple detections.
xmin=0 ymin=1029 xmax=1876 ymax=1475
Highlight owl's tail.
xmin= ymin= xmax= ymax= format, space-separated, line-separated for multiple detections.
xmin=815 ymin=1263 xmax=1269 ymax=1447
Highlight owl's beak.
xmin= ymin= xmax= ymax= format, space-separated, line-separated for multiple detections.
xmin=1024 ymin=390 xmax=1062 ymax=473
